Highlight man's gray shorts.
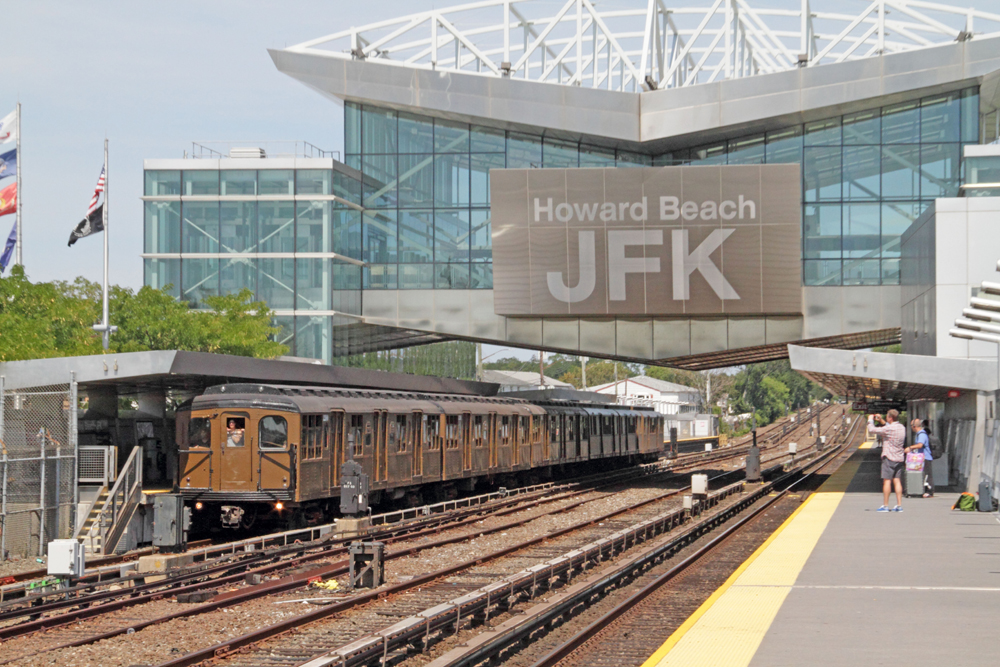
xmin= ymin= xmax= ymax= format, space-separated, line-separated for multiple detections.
xmin=881 ymin=458 xmax=904 ymax=480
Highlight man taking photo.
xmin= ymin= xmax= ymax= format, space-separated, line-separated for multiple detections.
xmin=868 ymin=410 xmax=906 ymax=512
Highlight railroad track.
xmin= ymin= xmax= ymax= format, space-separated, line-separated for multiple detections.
xmin=0 ymin=404 xmax=845 ymax=667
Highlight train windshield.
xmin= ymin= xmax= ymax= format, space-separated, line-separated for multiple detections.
xmin=189 ymin=417 xmax=212 ymax=448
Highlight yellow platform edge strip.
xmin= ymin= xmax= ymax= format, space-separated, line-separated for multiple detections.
xmin=641 ymin=447 xmax=867 ymax=667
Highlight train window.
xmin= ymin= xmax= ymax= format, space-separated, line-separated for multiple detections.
xmin=473 ymin=416 xmax=484 ymax=448
xmin=395 ymin=415 xmax=408 ymax=453
xmin=500 ymin=416 xmax=510 ymax=446
xmin=349 ymin=415 xmax=364 ymax=458
xmin=189 ymin=417 xmax=211 ymax=449
xmin=261 ymin=416 xmax=289 ymax=451
xmin=581 ymin=417 xmax=589 ymax=440
xmin=425 ymin=415 xmax=441 ymax=451
xmin=515 ymin=416 xmax=526 ymax=446
xmin=628 ymin=417 xmax=637 ymax=434
xmin=225 ymin=417 xmax=246 ymax=447
xmin=445 ymin=415 xmax=459 ymax=449
xmin=364 ymin=419 xmax=373 ymax=453
xmin=549 ymin=415 xmax=559 ymax=443
xmin=531 ymin=416 xmax=542 ymax=444
xmin=566 ymin=416 xmax=575 ymax=441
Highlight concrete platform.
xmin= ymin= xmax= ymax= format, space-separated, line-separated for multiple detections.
xmin=643 ymin=443 xmax=1000 ymax=667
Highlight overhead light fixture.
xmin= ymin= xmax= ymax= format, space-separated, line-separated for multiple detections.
xmin=955 ymin=318 xmax=1000 ymax=335
xmin=963 ymin=308 xmax=998 ymax=322
xmin=981 ymin=281 xmax=1000 ymax=296
xmin=970 ymin=297 xmax=1000 ymax=312
xmin=950 ymin=328 xmax=1000 ymax=344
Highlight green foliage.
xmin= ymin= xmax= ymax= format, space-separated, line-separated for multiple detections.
xmin=0 ymin=269 xmax=286 ymax=361
xmin=336 ymin=341 xmax=477 ymax=379
xmin=559 ymin=360 xmax=637 ymax=388
xmin=483 ymin=356 xmax=535 ymax=372
xmin=729 ymin=359 xmax=828 ymax=427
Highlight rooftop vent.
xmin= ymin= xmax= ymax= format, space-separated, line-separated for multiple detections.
xmin=229 ymin=147 xmax=267 ymax=159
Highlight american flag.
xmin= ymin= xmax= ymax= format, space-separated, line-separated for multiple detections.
xmin=87 ymin=166 xmax=105 ymax=216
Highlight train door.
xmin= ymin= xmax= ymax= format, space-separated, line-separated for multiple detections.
xmin=329 ymin=412 xmax=344 ymax=486
xmin=412 ymin=411 xmax=424 ymax=478
xmin=374 ymin=410 xmax=388 ymax=483
xmin=489 ymin=413 xmax=498 ymax=469
xmin=258 ymin=414 xmax=293 ymax=492
xmin=462 ymin=412 xmax=472 ymax=472
xmin=219 ymin=412 xmax=252 ymax=491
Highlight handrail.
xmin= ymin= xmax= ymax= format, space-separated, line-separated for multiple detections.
xmin=83 ymin=445 xmax=143 ymax=554
xmin=72 ymin=484 xmax=107 ymax=539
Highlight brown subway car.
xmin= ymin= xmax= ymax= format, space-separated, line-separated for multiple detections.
xmin=176 ymin=384 xmax=663 ymax=528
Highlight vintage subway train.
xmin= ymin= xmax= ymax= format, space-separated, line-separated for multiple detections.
xmin=176 ymin=384 xmax=664 ymax=528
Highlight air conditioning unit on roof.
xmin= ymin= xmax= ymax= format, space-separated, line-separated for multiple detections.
xmin=229 ymin=147 xmax=266 ymax=159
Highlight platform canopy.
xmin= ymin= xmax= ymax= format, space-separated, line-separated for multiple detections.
xmin=787 ymin=345 xmax=996 ymax=403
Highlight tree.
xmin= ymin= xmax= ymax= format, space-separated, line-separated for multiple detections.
xmin=559 ymin=360 xmax=636 ymax=388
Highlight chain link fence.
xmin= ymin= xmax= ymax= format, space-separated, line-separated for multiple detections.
xmin=0 ymin=381 xmax=77 ymax=560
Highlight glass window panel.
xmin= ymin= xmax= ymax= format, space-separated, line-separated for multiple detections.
xmin=580 ymin=145 xmax=617 ymax=167
xmin=803 ymin=146 xmax=841 ymax=201
xmin=434 ymin=209 xmax=470 ymax=262
xmin=220 ymin=202 xmax=256 ymax=253
xmin=507 ymin=132 xmax=542 ymax=168
xmin=471 ymin=125 xmax=505 ymax=152
xmin=345 ymin=102 xmax=362 ymax=155
xmin=144 ymin=201 xmax=181 ymax=253
xmin=144 ymin=170 xmax=180 ymax=196
xmin=435 ymin=118 xmax=470 ymax=153
xmin=843 ymin=145 xmax=880 ymax=200
xmin=271 ymin=315 xmax=296 ymax=355
xmin=258 ymin=258 xmax=295 ymax=310
xmin=398 ymin=112 xmax=434 ymax=153
xmin=220 ymin=170 xmax=256 ymax=195
xmin=435 ymin=263 xmax=470 ymax=289
xmin=653 ymin=151 xmax=686 ymax=166
xmin=399 ymin=210 xmax=434 ymax=263
xmin=258 ymin=170 xmax=294 ymax=196
xmin=727 ymin=136 xmax=765 ymax=164
xmin=258 ymin=200 xmax=295 ymax=253
xmin=803 ymin=204 xmax=841 ymax=259
xmin=881 ymin=259 xmax=900 ymax=285
xmin=542 ymin=137 xmax=579 ymax=168
xmin=882 ymin=102 xmax=920 ymax=143
xmin=143 ymin=258 xmax=180 ymax=298
xmin=471 ymin=153 xmax=504 ymax=206
xmin=296 ymin=170 xmax=331 ymax=195
xmin=362 ymin=155 xmax=397 ymax=207
xmin=332 ymin=170 xmax=362 ymax=203
xmin=803 ymin=259 xmax=842 ymax=286
xmin=616 ymin=151 xmax=652 ymax=166
xmin=843 ymin=109 xmax=880 ymax=144
xmin=364 ymin=264 xmax=397 ymax=289
xmin=961 ymin=88 xmax=980 ymax=143
xmin=295 ymin=258 xmax=331 ymax=310
xmin=220 ymin=257 xmax=256 ymax=295
xmin=332 ymin=208 xmax=363 ymax=259
xmin=398 ymin=154 xmax=434 ymax=208
xmin=182 ymin=258 xmax=219 ymax=309
xmin=470 ymin=209 xmax=491 ymax=262
xmin=333 ymin=264 xmax=362 ymax=291
xmin=881 ymin=144 xmax=921 ymax=199
xmin=181 ymin=201 xmax=219 ymax=253
xmin=362 ymin=107 xmax=397 ymax=154
xmin=183 ymin=170 xmax=218 ymax=196
xmin=920 ymin=93 xmax=961 ymax=143
xmin=363 ymin=210 xmax=397 ymax=264
xmin=920 ymin=143 xmax=961 ymax=198
xmin=296 ymin=201 xmax=331 ymax=253
xmin=346 ymin=154 xmax=362 ymax=171
xmin=689 ymin=143 xmax=727 ymax=165
xmin=765 ymin=127 xmax=802 ymax=164
xmin=470 ymin=263 xmax=492 ymax=289
xmin=804 ymin=118 xmax=841 ymax=146
xmin=843 ymin=204 xmax=881 ymax=259
xmin=434 ymin=154 xmax=470 ymax=207
xmin=399 ymin=263 xmax=435 ymax=289
xmin=881 ymin=202 xmax=925 ymax=258
xmin=295 ymin=315 xmax=331 ymax=364
xmin=843 ymin=258 xmax=881 ymax=285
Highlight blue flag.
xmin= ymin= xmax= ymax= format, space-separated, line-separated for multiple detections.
xmin=0 ymin=148 xmax=14 ymax=181
xmin=0 ymin=221 xmax=15 ymax=274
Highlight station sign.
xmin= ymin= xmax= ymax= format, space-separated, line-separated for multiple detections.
xmin=851 ymin=400 xmax=907 ymax=413
xmin=490 ymin=165 xmax=802 ymax=317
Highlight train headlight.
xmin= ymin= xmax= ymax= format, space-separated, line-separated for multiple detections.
xmin=275 ymin=502 xmax=284 ymax=511
xmin=195 ymin=502 xmax=203 ymax=511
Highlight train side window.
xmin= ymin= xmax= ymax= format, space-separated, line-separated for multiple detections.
xmin=549 ymin=415 xmax=558 ymax=443
xmin=349 ymin=415 xmax=364 ymax=458
xmin=364 ymin=419 xmax=373 ymax=453
xmin=189 ymin=417 xmax=212 ymax=448
xmin=500 ymin=416 xmax=510 ymax=446
xmin=473 ymin=415 xmax=484 ymax=447
xmin=225 ymin=417 xmax=247 ymax=447
xmin=395 ymin=415 xmax=408 ymax=453
xmin=425 ymin=415 xmax=440 ymax=451
xmin=445 ymin=415 xmax=459 ymax=449
xmin=300 ymin=415 xmax=321 ymax=459
xmin=260 ymin=416 xmax=289 ymax=451
xmin=581 ymin=416 xmax=589 ymax=440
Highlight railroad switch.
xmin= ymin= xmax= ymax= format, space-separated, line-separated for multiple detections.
xmin=348 ymin=541 xmax=385 ymax=589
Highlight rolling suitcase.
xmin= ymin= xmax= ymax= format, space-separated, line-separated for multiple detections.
xmin=904 ymin=452 xmax=925 ymax=498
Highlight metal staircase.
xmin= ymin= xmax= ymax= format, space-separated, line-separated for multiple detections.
xmin=75 ymin=446 xmax=143 ymax=555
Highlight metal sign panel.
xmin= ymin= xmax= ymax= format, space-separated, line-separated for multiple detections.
xmin=491 ymin=165 xmax=802 ymax=316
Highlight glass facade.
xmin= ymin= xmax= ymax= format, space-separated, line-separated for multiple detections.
xmin=346 ymin=87 xmax=978 ymax=287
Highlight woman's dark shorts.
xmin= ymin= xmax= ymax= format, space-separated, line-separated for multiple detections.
xmin=881 ymin=458 xmax=904 ymax=480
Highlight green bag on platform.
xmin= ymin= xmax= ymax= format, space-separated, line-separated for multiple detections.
xmin=953 ymin=492 xmax=977 ymax=511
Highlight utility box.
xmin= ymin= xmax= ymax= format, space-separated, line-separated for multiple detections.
xmin=348 ymin=541 xmax=385 ymax=589
xmin=691 ymin=474 xmax=708 ymax=495
xmin=47 ymin=539 xmax=85 ymax=578
xmin=340 ymin=460 xmax=369 ymax=515
xmin=788 ymin=442 xmax=798 ymax=454
xmin=705 ymin=443 xmax=713 ymax=452
xmin=152 ymin=494 xmax=190 ymax=550
xmin=745 ymin=444 xmax=761 ymax=482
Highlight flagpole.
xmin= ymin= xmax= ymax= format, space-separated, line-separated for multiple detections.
xmin=14 ymin=101 xmax=20 ymax=267
xmin=101 ymin=139 xmax=110 ymax=349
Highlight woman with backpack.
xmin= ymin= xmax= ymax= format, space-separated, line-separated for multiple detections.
xmin=905 ymin=419 xmax=937 ymax=498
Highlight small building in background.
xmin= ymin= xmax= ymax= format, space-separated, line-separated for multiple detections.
xmin=482 ymin=370 xmax=574 ymax=393
xmin=590 ymin=376 xmax=716 ymax=439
